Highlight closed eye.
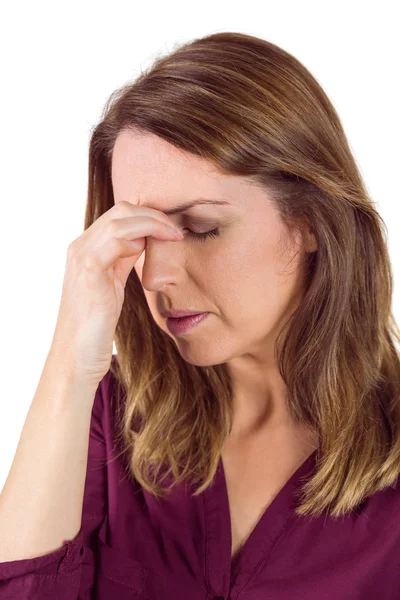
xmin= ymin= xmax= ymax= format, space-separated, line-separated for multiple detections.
xmin=184 ymin=228 xmax=220 ymax=242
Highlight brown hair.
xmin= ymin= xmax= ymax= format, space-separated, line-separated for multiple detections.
xmin=83 ymin=31 xmax=400 ymax=518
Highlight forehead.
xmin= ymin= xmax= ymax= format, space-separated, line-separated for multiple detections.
xmin=111 ymin=129 xmax=262 ymax=211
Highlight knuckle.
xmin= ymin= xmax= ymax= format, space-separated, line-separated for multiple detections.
xmin=110 ymin=236 xmax=122 ymax=250
xmin=83 ymin=252 xmax=99 ymax=271
xmin=107 ymin=218 xmax=120 ymax=235
xmin=107 ymin=236 xmax=125 ymax=257
xmin=67 ymin=240 xmax=77 ymax=256
xmin=114 ymin=200 xmax=131 ymax=214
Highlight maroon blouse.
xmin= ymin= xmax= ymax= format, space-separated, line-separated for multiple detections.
xmin=1 ymin=354 xmax=400 ymax=599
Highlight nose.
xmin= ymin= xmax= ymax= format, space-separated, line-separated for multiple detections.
xmin=135 ymin=236 xmax=184 ymax=291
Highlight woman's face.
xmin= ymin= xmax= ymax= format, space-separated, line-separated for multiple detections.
xmin=111 ymin=129 xmax=317 ymax=369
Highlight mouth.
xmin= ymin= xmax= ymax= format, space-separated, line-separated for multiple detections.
xmin=161 ymin=309 xmax=205 ymax=318
xmin=165 ymin=312 xmax=209 ymax=335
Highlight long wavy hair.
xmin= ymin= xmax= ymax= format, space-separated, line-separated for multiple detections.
xmin=83 ymin=31 xmax=400 ymax=519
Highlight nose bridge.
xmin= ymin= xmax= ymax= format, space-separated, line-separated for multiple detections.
xmin=140 ymin=236 xmax=185 ymax=289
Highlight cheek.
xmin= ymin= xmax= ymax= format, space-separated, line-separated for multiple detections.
xmin=214 ymin=239 xmax=287 ymax=318
xmin=204 ymin=242 xmax=259 ymax=311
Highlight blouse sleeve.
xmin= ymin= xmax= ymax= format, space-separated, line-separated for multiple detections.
xmin=0 ymin=365 xmax=110 ymax=599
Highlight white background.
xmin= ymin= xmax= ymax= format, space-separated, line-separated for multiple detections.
xmin=0 ymin=0 xmax=398 ymax=492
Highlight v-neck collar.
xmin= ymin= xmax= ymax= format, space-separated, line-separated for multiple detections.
xmin=202 ymin=448 xmax=318 ymax=597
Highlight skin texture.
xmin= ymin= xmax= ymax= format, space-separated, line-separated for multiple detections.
xmin=111 ymin=129 xmax=318 ymax=444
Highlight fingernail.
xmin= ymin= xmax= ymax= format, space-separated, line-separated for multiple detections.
xmin=169 ymin=227 xmax=183 ymax=238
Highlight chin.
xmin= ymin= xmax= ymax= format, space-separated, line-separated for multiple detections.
xmin=174 ymin=338 xmax=240 ymax=369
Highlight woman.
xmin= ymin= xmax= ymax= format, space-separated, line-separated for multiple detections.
xmin=1 ymin=31 xmax=399 ymax=599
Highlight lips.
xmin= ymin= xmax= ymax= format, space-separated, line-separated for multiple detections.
xmin=162 ymin=310 xmax=205 ymax=319
xmin=166 ymin=312 xmax=209 ymax=335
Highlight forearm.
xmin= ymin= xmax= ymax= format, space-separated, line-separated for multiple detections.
xmin=0 ymin=351 xmax=99 ymax=561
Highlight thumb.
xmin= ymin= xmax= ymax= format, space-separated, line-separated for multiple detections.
xmin=115 ymin=239 xmax=145 ymax=288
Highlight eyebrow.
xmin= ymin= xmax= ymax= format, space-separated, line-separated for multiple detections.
xmin=143 ymin=198 xmax=232 ymax=215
